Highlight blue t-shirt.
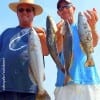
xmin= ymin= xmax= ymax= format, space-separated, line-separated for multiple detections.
xmin=0 ymin=26 xmax=37 ymax=93
xmin=56 ymin=23 xmax=100 ymax=86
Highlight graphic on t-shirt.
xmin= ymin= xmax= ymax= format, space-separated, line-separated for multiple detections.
xmin=9 ymin=29 xmax=30 ymax=51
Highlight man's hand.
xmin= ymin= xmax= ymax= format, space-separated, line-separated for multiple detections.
xmin=84 ymin=8 xmax=99 ymax=47
xmin=84 ymin=8 xmax=98 ymax=30
xmin=35 ymin=27 xmax=49 ymax=56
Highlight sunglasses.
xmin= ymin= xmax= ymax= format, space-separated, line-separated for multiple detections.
xmin=17 ymin=8 xmax=34 ymax=13
xmin=58 ymin=4 xmax=72 ymax=11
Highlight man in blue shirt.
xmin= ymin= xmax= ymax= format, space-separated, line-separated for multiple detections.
xmin=54 ymin=0 xmax=100 ymax=100
xmin=0 ymin=0 xmax=49 ymax=100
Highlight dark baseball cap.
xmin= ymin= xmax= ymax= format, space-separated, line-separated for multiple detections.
xmin=57 ymin=0 xmax=72 ymax=10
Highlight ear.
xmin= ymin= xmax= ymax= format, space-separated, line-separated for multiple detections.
xmin=72 ymin=6 xmax=76 ymax=12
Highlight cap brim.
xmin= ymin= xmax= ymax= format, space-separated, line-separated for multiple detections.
xmin=9 ymin=2 xmax=43 ymax=16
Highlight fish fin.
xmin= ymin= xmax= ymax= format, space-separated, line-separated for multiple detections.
xmin=90 ymin=47 xmax=94 ymax=53
xmin=28 ymin=66 xmax=37 ymax=85
xmin=70 ymin=53 xmax=73 ymax=68
xmin=85 ymin=58 xmax=95 ymax=67
xmin=80 ymin=43 xmax=85 ymax=53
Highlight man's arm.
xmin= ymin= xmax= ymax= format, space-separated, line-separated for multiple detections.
xmin=35 ymin=27 xmax=49 ymax=56
xmin=56 ymin=20 xmax=64 ymax=53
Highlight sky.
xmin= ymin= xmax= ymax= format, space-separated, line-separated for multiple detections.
xmin=0 ymin=0 xmax=100 ymax=100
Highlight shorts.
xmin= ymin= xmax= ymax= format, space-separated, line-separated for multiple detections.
xmin=54 ymin=84 xmax=100 ymax=100
xmin=0 ymin=91 xmax=36 ymax=100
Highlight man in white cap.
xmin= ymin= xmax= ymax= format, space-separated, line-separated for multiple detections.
xmin=54 ymin=0 xmax=100 ymax=100
xmin=0 ymin=0 xmax=49 ymax=100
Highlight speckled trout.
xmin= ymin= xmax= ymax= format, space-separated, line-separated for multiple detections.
xmin=46 ymin=16 xmax=65 ymax=73
xmin=62 ymin=21 xmax=73 ymax=85
xmin=78 ymin=12 xmax=95 ymax=67
xmin=28 ymin=28 xmax=51 ymax=100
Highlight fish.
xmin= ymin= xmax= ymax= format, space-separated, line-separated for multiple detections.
xmin=28 ymin=28 xmax=51 ymax=100
xmin=62 ymin=21 xmax=73 ymax=85
xmin=46 ymin=15 xmax=65 ymax=73
xmin=78 ymin=12 xmax=95 ymax=67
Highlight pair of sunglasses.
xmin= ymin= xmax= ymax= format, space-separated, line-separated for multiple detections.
xmin=58 ymin=4 xmax=72 ymax=11
xmin=18 ymin=8 xmax=34 ymax=13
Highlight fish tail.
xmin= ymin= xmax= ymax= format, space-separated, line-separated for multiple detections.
xmin=63 ymin=54 xmax=73 ymax=85
xmin=36 ymin=90 xmax=51 ymax=100
xmin=63 ymin=75 xmax=72 ymax=85
xmin=85 ymin=58 xmax=95 ymax=67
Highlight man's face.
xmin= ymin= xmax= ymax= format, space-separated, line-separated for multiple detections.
xmin=57 ymin=1 xmax=75 ymax=24
xmin=17 ymin=4 xmax=35 ymax=27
